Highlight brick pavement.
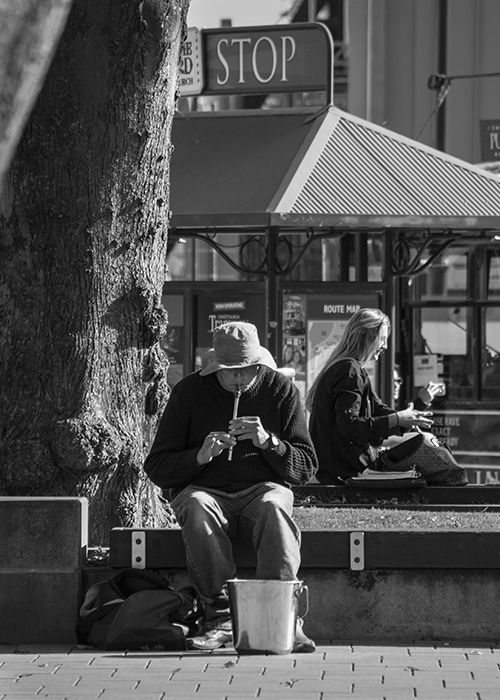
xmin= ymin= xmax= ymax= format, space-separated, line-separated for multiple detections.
xmin=0 ymin=642 xmax=499 ymax=699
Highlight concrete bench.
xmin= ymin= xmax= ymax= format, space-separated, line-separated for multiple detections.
xmin=108 ymin=526 xmax=500 ymax=643
xmin=0 ymin=497 xmax=88 ymax=644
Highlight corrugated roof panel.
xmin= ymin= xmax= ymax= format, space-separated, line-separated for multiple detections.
xmin=353 ymin=124 xmax=499 ymax=214
xmin=290 ymin=112 xmax=500 ymax=218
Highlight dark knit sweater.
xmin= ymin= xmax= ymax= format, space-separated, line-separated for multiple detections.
xmin=308 ymin=358 xmax=400 ymax=483
xmin=144 ymin=366 xmax=318 ymax=494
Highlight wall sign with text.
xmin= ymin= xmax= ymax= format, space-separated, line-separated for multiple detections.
xmin=179 ymin=27 xmax=203 ymax=96
xmin=179 ymin=23 xmax=333 ymax=99
xmin=480 ymin=119 xmax=500 ymax=162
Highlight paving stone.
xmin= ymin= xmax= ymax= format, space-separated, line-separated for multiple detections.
xmin=1 ymin=643 xmax=500 ymax=699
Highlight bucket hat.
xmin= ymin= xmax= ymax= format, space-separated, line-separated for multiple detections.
xmin=199 ymin=322 xmax=277 ymax=376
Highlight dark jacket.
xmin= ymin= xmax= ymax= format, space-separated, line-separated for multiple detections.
xmin=144 ymin=366 xmax=318 ymax=495
xmin=308 ymin=358 xmax=400 ymax=483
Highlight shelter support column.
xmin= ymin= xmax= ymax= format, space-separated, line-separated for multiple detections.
xmin=266 ymin=228 xmax=279 ymax=360
xmin=384 ymin=230 xmax=396 ymax=404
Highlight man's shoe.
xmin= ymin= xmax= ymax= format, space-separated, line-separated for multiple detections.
xmin=188 ymin=628 xmax=233 ymax=651
xmin=292 ymin=618 xmax=316 ymax=653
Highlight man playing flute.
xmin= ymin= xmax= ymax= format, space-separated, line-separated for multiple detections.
xmin=144 ymin=321 xmax=317 ymax=652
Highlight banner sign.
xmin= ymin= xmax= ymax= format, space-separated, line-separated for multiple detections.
xmin=195 ymin=294 xmax=266 ymax=371
xmin=179 ymin=23 xmax=333 ymax=97
xmin=179 ymin=27 xmax=203 ymax=96
xmin=431 ymin=410 xmax=500 ymax=484
xmin=305 ymin=295 xmax=380 ymax=388
xmin=432 ymin=410 xmax=500 ymax=454
xmin=479 ymin=119 xmax=500 ymax=161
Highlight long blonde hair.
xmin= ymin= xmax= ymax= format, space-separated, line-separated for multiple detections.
xmin=305 ymin=308 xmax=390 ymax=411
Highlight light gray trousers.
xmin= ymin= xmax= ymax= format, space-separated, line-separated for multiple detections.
xmin=172 ymin=482 xmax=301 ymax=629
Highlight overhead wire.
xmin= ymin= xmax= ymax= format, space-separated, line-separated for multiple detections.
xmin=414 ymin=81 xmax=451 ymax=142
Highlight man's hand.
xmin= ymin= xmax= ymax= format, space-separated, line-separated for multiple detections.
xmin=418 ymin=381 xmax=446 ymax=405
xmin=197 ymin=431 xmax=236 ymax=465
xmin=229 ymin=416 xmax=270 ymax=449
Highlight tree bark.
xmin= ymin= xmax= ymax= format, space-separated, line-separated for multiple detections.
xmin=0 ymin=0 xmax=74 ymax=187
xmin=0 ymin=0 xmax=189 ymax=544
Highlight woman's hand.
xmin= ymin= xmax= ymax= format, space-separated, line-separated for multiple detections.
xmin=197 ymin=431 xmax=236 ymax=465
xmin=396 ymin=402 xmax=434 ymax=431
xmin=229 ymin=416 xmax=269 ymax=449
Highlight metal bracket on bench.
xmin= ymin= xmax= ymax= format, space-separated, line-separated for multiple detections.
xmin=350 ymin=531 xmax=365 ymax=571
xmin=131 ymin=530 xmax=146 ymax=569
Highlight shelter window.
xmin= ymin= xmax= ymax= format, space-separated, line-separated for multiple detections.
xmin=166 ymin=233 xmax=263 ymax=282
xmin=279 ymin=232 xmax=384 ymax=282
xmin=408 ymin=245 xmax=500 ymax=405
xmin=416 ymin=249 xmax=468 ymax=299
xmin=483 ymin=249 xmax=500 ymax=398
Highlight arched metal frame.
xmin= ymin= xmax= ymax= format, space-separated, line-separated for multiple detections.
xmin=183 ymin=229 xmax=345 ymax=276
xmin=391 ymin=229 xmax=495 ymax=277
xmin=177 ymin=227 xmax=498 ymax=279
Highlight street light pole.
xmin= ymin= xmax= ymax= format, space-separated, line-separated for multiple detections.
xmin=436 ymin=0 xmax=448 ymax=151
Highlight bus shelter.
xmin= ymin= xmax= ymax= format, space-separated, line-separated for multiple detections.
xmin=164 ymin=104 xmax=500 ymax=481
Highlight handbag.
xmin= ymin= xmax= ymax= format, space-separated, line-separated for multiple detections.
xmin=377 ymin=430 xmax=468 ymax=486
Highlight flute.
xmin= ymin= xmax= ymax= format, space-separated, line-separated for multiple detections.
xmin=227 ymin=387 xmax=241 ymax=462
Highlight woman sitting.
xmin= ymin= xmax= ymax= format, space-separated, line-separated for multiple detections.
xmin=305 ymin=308 xmax=433 ymax=484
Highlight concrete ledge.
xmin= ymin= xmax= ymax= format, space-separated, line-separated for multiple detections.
xmin=85 ymin=562 xmax=500 ymax=644
xmin=0 ymin=497 xmax=88 ymax=569
xmin=0 ymin=497 xmax=88 ymax=644
xmin=106 ymin=527 xmax=500 ymax=643
xmin=0 ymin=572 xmax=82 ymax=644
xmin=303 ymin=568 xmax=500 ymax=642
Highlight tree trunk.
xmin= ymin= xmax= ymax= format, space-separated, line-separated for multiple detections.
xmin=0 ymin=0 xmax=74 ymax=186
xmin=0 ymin=0 xmax=189 ymax=544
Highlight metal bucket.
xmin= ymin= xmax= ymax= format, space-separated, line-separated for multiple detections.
xmin=227 ymin=579 xmax=308 ymax=655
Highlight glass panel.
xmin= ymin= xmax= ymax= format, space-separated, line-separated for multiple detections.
xmin=167 ymin=233 xmax=267 ymax=282
xmin=279 ymin=232 xmax=384 ymax=282
xmin=166 ymin=237 xmax=193 ymax=281
xmin=367 ymin=235 xmax=383 ymax=282
xmin=166 ymin=231 xmax=385 ymax=283
xmin=488 ymin=249 xmax=500 ymax=297
xmin=195 ymin=238 xmax=216 ymax=280
xmin=483 ymin=307 xmax=500 ymax=399
xmin=280 ymin=234 xmax=324 ymax=281
xmin=418 ymin=307 xmax=473 ymax=400
xmin=160 ymin=294 xmax=185 ymax=388
xmin=212 ymin=233 xmax=243 ymax=281
xmin=419 ymin=307 xmax=467 ymax=355
xmin=320 ymin=238 xmax=342 ymax=281
xmin=413 ymin=248 xmax=468 ymax=301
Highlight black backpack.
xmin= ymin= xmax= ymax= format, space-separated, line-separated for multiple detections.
xmin=77 ymin=568 xmax=201 ymax=650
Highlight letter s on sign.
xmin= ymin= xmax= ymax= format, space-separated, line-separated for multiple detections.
xmin=216 ymin=39 xmax=230 ymax=86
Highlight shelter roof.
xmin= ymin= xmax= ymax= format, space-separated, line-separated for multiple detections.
xmin=170 ymin=106 xmax=500 ymax=232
